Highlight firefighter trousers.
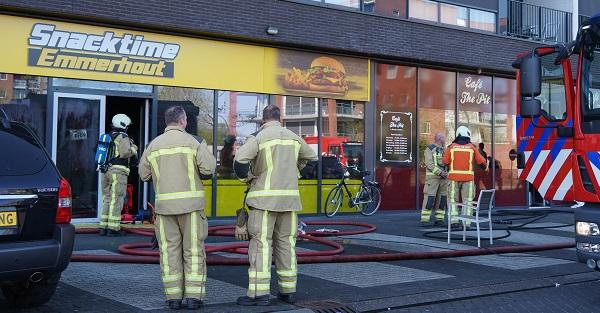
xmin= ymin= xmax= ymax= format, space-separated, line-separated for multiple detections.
xmin=154 ymin=211 xmax=208 ymax=300
xmin=421 ymin=176 xmax=448 ymax=222
xmin=100 ymin=171 xmax=128 ymax=231
xmin=448 ymin=180 xmax=475 ymax=223
xmin=247 ymin=208 xmax=297 ymax=298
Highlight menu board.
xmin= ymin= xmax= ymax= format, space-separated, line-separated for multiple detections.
xmin=380 ymin=111 xmax=413 ymax=163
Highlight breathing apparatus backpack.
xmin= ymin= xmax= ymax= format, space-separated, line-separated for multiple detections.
xmin=95 ymin=131 xmax=125 ymax=173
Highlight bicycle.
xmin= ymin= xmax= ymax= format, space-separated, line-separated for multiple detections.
xmin=324 ymin=165 xmax=382 ymax=217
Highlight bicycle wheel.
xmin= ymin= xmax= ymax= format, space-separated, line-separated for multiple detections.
xmin=359 ymin=185 xmax=382 ymax=216
xmin=324 ymin=185 xmax=344 ymax=217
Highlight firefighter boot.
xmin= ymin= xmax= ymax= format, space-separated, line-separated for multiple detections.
xmin=278 ymin=292 xmax=296 ymax=304
xmin=186 ymin=298 xmax=203 ymax=310
xmin=237 ymin=295 xmax=270 ymax=306
xmin=167 ymin=299 xmax=182 ymax=310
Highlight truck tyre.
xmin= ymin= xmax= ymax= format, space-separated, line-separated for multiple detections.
xmin=1 ymin=273 xmax=60 ymax=308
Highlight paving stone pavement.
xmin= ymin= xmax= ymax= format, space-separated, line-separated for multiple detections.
xmin=0 ymin=210 xmax=596 ymax=313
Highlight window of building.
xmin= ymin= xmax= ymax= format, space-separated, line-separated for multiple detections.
xmin=0 ymin=73 xmax=7 ymax=80
xmin=470 ymin=8 xmax=496 ymax=32
xmin=408 ymin=0 xmax=438 ymax=22
xmin=284 ymin=120 xmax=317 ymax=137
xmin=285 ymin=96 xmax=317 ymax=116
xmin=0 ymin=90 xmax=5 ymax=98
xmin=420 ymin=121 xmax=431 ymax=134
xmin=363 ymin=0 xmax=407 ymax=18
xmin=324 ymin=0 xmax=360 ymax=8
xmin=440 ymin=3 xmax=468 ymax=27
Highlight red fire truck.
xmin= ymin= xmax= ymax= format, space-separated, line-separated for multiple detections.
xmin=304 ymin=136 xmax=363 ymax=167
xmin=515 ymin=14 xmax=600 ymax=269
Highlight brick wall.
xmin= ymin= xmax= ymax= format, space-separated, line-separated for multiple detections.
xmin=0 ymin=0 xmax=545 ymax=74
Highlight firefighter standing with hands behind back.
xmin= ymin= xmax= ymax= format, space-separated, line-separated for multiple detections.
xmin=421 ymin=132 xmax=448 ymax=227
xmin=139 ymin=106 xmax=216 ymax=310
xmin=233 ymin=105 xmax=317 ymax=306
xmin=99 ymin=114 xmax=138 ymax=237
xmin=443 ymin=126 xmax=487 ymax=228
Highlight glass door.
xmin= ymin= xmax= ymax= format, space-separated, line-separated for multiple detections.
xmin=52 ymin=93 xmax=106 ymax=221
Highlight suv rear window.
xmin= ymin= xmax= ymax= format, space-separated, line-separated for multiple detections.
xmin=0 ymin=122 xmax=47 ymax=176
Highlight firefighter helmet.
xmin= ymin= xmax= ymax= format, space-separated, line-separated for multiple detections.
xmin=112 ymin=114 xmax=132 ymax=130
xmin=456 ymin=126 xmax=471 ymax=138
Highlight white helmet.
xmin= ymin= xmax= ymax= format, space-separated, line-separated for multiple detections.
xmin=456 ymin=126 xmax=471 ymax=138
xmin=112 ymin=114 xmax=132 ymax=130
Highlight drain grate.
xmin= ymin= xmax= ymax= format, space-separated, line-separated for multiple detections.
xmin=296 ymin=300 xmax=357 ymax=313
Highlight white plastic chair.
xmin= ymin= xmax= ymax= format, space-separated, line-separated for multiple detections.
xmin=447 ymin=189 xmax=495 ymax=248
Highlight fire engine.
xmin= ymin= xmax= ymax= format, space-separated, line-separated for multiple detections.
xmin=515 ymin=13 xmax=600 ymax=269
xmin=304 ymin=136 xmax=363 ymax=167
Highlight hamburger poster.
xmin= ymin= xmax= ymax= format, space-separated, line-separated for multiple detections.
xmin=269 ymin=49 xmax=370 ymax=101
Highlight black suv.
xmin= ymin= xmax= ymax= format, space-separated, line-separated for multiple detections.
xmin=0 ymin=112 xmax=74 ymax=308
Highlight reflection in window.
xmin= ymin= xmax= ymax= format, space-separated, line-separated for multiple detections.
xmin=323 ymin=0 xmax=360 ymax=8
xmin=494 ymin=77 xmax=525 ymax=206
xmin=285 ymin=96 xmax=317 ymax=116
xmin=157 ymin=87 xmax=215 ymax=147
xmin=441 ymin=3 xmax=468 ymax=27
xmin=215 ymin=92 xmax=268 ymax=178
xmin=470 ymin=9 xmax=496 ymax=32
xmin=409 ymin=0 xmax=438 ymax=22
xmin=0 ymin=74 xmax=48 ymax=145
xmin=363 ymin=0 xmax=407 ymax=18
xmin=540 ymin=53 xmax=566 ymax=120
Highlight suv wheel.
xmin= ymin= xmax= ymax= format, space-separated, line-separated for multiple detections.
xmin=2 ymin=273 xmax=60 ymax=308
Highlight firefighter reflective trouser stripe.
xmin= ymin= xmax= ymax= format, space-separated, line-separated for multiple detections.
xmin=448 ymin=180 xmax=475 ymax=223
xmin=100 ymin=171 xmax=127 ymax=231
xmin=247 ymin=209 xmax=297 ymax=297
xmin=421 ymin=177 xmax=448 ymax=222
xmin=155 ymin=211 xmax=208 ymax=300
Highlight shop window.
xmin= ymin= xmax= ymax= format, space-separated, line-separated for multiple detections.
xmin=441 ymin=3 xmax=468 ymax=27
xmin=376 ymin=64 xmax=417 ymax=210
xmin=0 ymin=75 xmax=48 ymax=146
xmin=363 ymin=0 xmax=407 ymax=18
xmin=494 ymin=77 xmax=525 ymax=206
xmin=409 ymin=0 xmax=438 ymax=22
xmin=0 ymin=73 xmax=7 ymax=80
xmin=470 ymin=8 xmax=496 ymax=32
xmin=457 ymin=73 xmax=493 ymax=190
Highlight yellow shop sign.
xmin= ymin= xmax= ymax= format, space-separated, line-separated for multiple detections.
xmin=0 ymin=14 xmax=370 ymax=101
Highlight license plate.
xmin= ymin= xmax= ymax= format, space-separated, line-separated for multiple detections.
xmin=0 ymin=209 xmax=17 ymax=228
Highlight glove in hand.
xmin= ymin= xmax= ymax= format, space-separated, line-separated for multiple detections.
xmin=235 ymin=207 xmax=250 ymax=241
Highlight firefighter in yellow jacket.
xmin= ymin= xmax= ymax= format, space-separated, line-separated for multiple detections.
xmin=139 ymin=106 xmax=216 ymax=310
xmin=442 ymin=126 xmax=487 ymax=227
xmin=421 ymin=132 xmax=448 ymax=226
xmin=234 ymin=105 xmax=318 ymax=306
xmin=99 ymin=114 xmax=138 ymax=236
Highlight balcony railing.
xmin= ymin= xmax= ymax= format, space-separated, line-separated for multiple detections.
xmin=505 ymin=0 xmax=572 ymax=43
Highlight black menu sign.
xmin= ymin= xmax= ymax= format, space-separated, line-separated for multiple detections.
xmin=380 ymin=111 xmax=412 ymax=163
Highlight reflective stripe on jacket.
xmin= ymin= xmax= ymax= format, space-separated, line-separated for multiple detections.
xmin=139 ymin=126 xmax=216 ymax=215
xmin=109 ymin=132 xmax=138 ymax=175
xmin=424 ymin=144 xmax=445 ymax=177
xmin=234 ymin=121 xmax=318 ymax=212
xmin=442 ymin=143 xmax=486 ymax=182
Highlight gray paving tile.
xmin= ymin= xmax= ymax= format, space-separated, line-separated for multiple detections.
xmin=62 ymin=262 xmax=246 ymax=310
xmin=298 ymin=262 xmax=452 ymax=288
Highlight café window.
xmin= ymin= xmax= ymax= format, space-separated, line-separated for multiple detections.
xmin=440 ymin=3 xmax=468 ymax=27
xmin=409 ymin=0 xmax=438 ymax=22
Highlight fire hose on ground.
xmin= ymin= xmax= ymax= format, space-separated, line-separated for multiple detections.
xmin=71 ymin=217 xmax=575 ymax=265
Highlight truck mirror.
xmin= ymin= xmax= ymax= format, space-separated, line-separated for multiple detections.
xmin=520 ymin=98 xmax=541 ymax=118
xmin=520 ymin=54 xmax=542 ymax=97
